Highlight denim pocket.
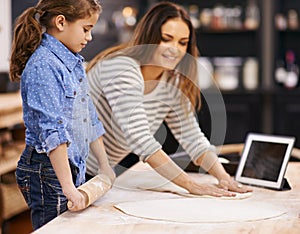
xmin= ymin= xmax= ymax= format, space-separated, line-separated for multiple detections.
xmin=15 ymin=172 xmax=31 ymax=206
xmin=41 ymin=165 xmax=67 ymax=204
xmin=41 ymin=166 xmax=63 ymax=192
xmin=64 ymin=86 xmax=78 ymax=119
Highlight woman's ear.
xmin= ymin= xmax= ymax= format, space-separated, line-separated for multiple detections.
xmin=54 ymin=15 xmax=66 ymax=31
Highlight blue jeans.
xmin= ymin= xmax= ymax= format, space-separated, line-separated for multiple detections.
xmin=15 ymin=145 xmax=68 ymax=230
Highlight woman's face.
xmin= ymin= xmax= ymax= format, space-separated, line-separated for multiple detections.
xmin=150 ymin=17 xmax=190 ymax=70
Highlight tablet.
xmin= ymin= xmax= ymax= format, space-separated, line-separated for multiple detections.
xmin=235 ymin=133 xmax=295 ymax=190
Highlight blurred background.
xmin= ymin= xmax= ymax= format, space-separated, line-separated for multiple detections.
xmin=1 ymin=0 xmax=300 ymax=233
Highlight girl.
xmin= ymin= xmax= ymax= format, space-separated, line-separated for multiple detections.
xmin=86 ymin=2 xmax=252 ymax=197
xmin=10 ymin=0 xmax=115 ymax=230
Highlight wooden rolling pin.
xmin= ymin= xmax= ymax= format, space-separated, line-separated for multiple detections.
xmin=67 ymin=174 xmax=112 ymax=209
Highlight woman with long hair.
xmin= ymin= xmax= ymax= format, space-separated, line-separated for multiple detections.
xmin=86 ymin=1 xmax=251 ymax=197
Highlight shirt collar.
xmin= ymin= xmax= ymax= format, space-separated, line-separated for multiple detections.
xmin=41 ymin=33 xmax=84 ymax=72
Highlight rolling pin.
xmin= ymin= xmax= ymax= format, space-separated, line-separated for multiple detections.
xmin=67 ymin=174 xmax=112 ymax=209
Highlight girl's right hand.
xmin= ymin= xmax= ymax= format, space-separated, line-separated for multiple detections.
xmin=186 ymin=180 xmax=236 ymax=197
xmin=63 ymin=185 xmax=86 ymax=211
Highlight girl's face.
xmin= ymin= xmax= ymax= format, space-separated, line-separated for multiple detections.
xmin=57 ymin=13 xmax=99 ymax=53
xmin=150 ymin=18 xmax=190 ymax=70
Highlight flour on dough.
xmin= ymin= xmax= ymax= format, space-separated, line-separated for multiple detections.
xmin=114 ymin=198 xmax=286 ymax=223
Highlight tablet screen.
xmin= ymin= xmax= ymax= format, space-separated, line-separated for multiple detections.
xmin=241 ymin=141 xmax=287 ymax=182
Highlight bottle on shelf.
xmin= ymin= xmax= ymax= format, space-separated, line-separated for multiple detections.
xmin=275 ymin=51 xmax=299 ymax=89
xmin=244 ymin=0 xmax=260 ymax=30
xmin=287 ymin=9 xmax=299 ymax=30
xmin=199 ymin=8 xmax=212 ymax=29
xmin=232 ymin=6 xmax=243 ymax=30
xmin=211 ymin=4 xmax=225 ymax=30
xmin=189 ymin=5 xmax=200 ymax=29
xmin=284 ymin=50 xmax=299 ymax=89
xmin=213 ymin=57 xmax=242 ymax=91
xmin=274 ymin=13 xmax=287 ymax=30
xmin=243 ymin=57 xmax=259 ymax=90
xmin=275 ymin=60 xmax=287 ymax=85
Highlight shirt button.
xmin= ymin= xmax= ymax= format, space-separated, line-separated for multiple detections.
xmin=74 ymin=91 xmax=76 ymax=95
xmin=81 ymin=98 xmax=85 ymax=102
xmin=83 ymin=118 xmax=87 ymax=122
xmin=58 ymin=120 xmax=63 ymax=124
xmin=79 ymin=78 xmax=83 ymax=82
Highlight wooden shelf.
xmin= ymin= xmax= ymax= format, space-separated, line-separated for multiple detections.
xmin=0 ymin=181 xmax=28 ymax=221
xmin=0 ymin=92 xmax=23 ymax=129
xmin=0 ymin=91 xmax=23 ymax=175
xmin=0 ymin=141 xmax=28 ymax=226
xmin=0 ymin=141 xmax=24 ymax=175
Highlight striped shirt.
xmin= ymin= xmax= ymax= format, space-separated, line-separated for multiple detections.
xmin=86 ymin=56 xmax=215 ymax=175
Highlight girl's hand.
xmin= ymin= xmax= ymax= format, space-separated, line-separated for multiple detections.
xmin=218 ymin=177 xmax=253 ymax=193
xmin=63 ymin=185 xmax=86 ymax=211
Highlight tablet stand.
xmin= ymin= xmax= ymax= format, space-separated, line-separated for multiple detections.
xmin=280 ymin=178 xmax=291 ymax=191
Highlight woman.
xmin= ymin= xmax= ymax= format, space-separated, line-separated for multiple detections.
xmin=86 ymin=1 xmax=252 ymax=196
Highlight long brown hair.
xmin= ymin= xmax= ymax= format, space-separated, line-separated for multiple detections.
xmin=87 ymin=1 xmax=201 ymax=111
xmin=9 ymin=0 xmax=102 ymax=82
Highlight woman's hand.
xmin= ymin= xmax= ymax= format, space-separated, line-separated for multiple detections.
xmin=217 ymin=177 xmax=253 ymax=193
xmin=196 ymin=151 xmax=253 ymax=194
xmin=186 ymin=179 xmax=237 ymax=197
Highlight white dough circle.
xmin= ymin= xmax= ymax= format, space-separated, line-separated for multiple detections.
xmin=114 ymin=198 xmax=285 ymax=223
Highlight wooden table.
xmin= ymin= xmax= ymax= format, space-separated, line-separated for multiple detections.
xmin=33 ymin=162 xmax=300 ymax=234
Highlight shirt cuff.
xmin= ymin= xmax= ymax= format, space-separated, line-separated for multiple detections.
xmin=42 ymin=131 xmax=70 ymax=155
xmin=90 ymin=120 xmax=106 ymax=142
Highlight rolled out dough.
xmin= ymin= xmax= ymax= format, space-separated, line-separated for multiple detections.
xmin=114 ymin=198 xmax=286 ymax=223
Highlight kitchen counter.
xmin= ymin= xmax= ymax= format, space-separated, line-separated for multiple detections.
xmin=33 ymin=162 xmax=300 ymax=234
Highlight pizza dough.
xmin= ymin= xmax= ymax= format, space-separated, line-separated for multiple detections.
xmin=114 ymin=198 xmax=286 ymax=223
xmin=114 ymin=162 xmax=252 ymax=199
xmin=114 ymin=163 xmax=286 ymax=223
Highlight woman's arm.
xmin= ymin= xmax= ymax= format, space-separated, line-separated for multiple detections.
xmin=195 ymin=151 xmax=253 ymax=193
xmin=163 ymin=91 xmax=252 ymax=193
xmin=146 ymin=149 xmax=236 ymax=197
xmin=90 ymin=137 xmax=116 ymax=183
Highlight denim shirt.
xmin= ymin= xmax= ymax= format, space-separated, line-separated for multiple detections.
xmin=21 ymin=33 xmax=105 ymax=186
